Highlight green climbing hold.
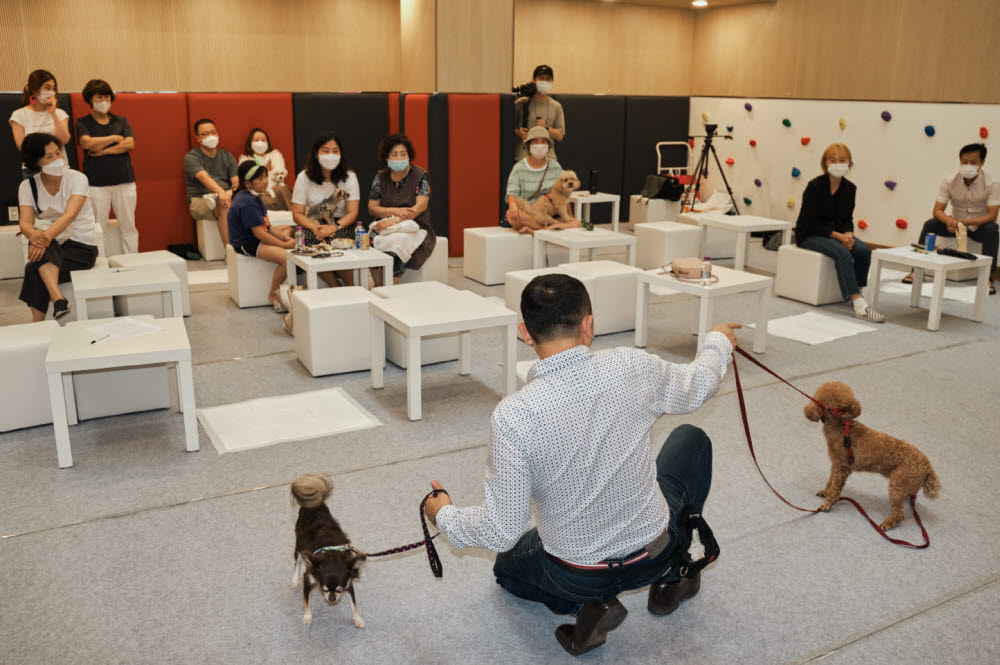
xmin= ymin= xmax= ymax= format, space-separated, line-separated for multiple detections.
xmin=782 ymin=118 xmax=792 ymax=127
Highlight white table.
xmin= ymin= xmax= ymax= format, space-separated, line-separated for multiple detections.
xmin=285 ymin=248 xmax=394 ymax=290
xmin=868 ymin=246 xmax=991 ymax=331
xmin=635 ymin=266 xmax=772 ymax=353
xmin=71 ymin=264 xmax=181 ymax=320
xmin=684 ymin=212 xmax=793 ymax=271
xmin=369 ymin=290 xmax=517 ymax=420
xmin=44 ymin=316 xmax=198 ymax=468
xmin=571 ymin=192 xmax=621 ymax=233
xmin=532 ymin=228 xmax=636 ymax=268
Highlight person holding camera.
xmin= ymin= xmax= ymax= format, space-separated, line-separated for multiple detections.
xmin=514 ymin=64 xmax=565 ymax=162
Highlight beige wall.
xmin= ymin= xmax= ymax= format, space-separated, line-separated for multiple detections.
xmin=513 ymin=0 xmax=694 ymax=95
xmin=0 ymin=0 xmax=402 ymax=93
xmin=401 ymin=0 xmax=437 ymax=91
xmin=436 ymin=0 xmax=514 ymax=93
xmin=691 ymin=0 xmax=1000 ymax=103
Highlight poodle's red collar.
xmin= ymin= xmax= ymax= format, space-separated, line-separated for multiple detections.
xmin=827 ymin=409 xmax=855 ymax=464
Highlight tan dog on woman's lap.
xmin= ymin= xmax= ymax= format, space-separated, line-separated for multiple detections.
xmin=511 ymin=170 xmax=582 ymax=233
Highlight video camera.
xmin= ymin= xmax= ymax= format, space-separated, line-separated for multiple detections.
xmin=512 ymin=81 xmax=537 ymax=98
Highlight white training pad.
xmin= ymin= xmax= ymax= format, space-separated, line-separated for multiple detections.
xmin=746 ymin=312 xmax=876 ymax=345
xmin=196 ymin=388 xmax=381 ymax=454
xmin=188 ymin=269 xmax=228 ymax=286
xmin=877 ymin=268 xmax=980 ymax=304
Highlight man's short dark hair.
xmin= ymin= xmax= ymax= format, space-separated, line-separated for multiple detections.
xmin=521 ymin=274 xmax=592 ymax=343
xmin=21 ymin=132 xmax=59 ymax=172
xmin=960 ymin=143 xmax=987 ymax=161
xmin=193 ymin=118 xmax=216 ymax=136
xmin=533 ymin=64 xmax=554 ymax=79
xmin=81 ymin=79 xmax=114 ymax=106
xmin=378 ymin=133 xmax=415 ymax=163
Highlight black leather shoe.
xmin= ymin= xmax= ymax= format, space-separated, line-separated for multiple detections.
xmin=52 ymin=299 xmax=70 ymax=320
xmin=555 ymin=597 xmax=627 ymax=657
xmin=647 ymin=572 xmax=700 ymax=615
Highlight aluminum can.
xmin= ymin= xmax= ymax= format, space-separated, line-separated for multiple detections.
xmin=925 ymin=233 xmax=936 ymax=252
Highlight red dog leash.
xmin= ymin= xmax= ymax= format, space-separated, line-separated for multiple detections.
xmin=731 ymin=347 xmax=929 ymax=549
xmin=363 ymin=489 xmax=446 ymax=577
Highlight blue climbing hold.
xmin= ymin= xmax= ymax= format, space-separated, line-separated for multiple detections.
xmin=924 ymin=125 xmax=936 ymax=137
xmin=726 ymin=125 xmax=734 ymax=133
xmin=791 ymin=167 xmax=801 ymax=178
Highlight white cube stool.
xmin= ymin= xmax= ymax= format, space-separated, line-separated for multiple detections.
xmin=558 ymin=260 xmax=641 ymax=335
xmin=936 ymin=236 xmax=984 ymax=281
xmin=197 ymin=217 xmax=225 ymax=261
xmin=109 ymin=250 xmax=191 ymax=316
xmin=398 ymin=236 xmax=449 ymax=285
xmin=0 ymin=224 xmax=24 ymax=279
xmin=293 ymin=287 xmax=379 ymax=376
xmin=634 ymin=221 xmax=703 ymax=270
xmin=463 ymin=227 xmax=534 ymax=285
xmin=678 ymin=212 xmax=735 ymax=259
xmin=0 ymin=320 xmax=60 ymax=432
xmin=371 ymin=281 xmax=459 ymax=367
xmin=775 ymin=244 xmax=843 ymax=306
xmin=62 ymin=319 xmax=171 ymax=421
xmin=45 ymin=257 xmax=114 ymax=322
xmin=504 ymin=266 xmax=598 ymax=340
xmin=226 ymin=244 xmax=276 ymax=308
xmin=629 ymin=195 xmax=681 ymax=226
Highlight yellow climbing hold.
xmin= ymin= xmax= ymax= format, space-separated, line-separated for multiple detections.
xmin=838 ymin=117 xmax=847 ymax=130
xmin=701 ymin=111 xmax=711 ymax=122
xmin=786 ymin=197 xmax=796 ymax=208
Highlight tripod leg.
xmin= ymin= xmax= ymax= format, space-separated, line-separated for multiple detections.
xmin=685 ymin=147 xmax=709 ymax=212
xmin=709 ymin=144 xmax=740 ymax=215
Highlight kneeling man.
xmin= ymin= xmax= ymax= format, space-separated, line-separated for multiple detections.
xmin=424 ymin=274 xmax=738 ymax=656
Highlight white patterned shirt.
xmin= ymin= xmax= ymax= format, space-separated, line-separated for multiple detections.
xmin=435 ymin=333 xmax=732 ymax=564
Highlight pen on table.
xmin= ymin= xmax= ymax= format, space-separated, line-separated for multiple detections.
xmin=91 ymin=334 xmax=110 ymax=344
xmin=111 ymin=268 xmax=135 ymax=273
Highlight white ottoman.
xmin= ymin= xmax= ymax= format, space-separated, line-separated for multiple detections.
xmin=0 ymin=224 xmax=23 ymax=279
xmin=197 ymin=217 xmax=225 ymax=261
xmin=293 ymin=287 xmax=379 ymax=376
xmin=504 ymin=266 xmax=598 ymax=340
xmin=634 ymin=221 xmax=703 ymax=270
xmin=398 ymin=236 xmax=449 ymax=285
xmin=46 ymin=257 xmax=115 ymax=322
xmin=463 ymin=227 xmax=534 ymax=285
xmin=226 ymin=244 xmax=275 ymax=308
xmin=0 ymin=320 xmax=60 ymax=432
xmin=558 ymin=260 xmax=641 ymax=335
xmin=629 ymin=194 xmax=682 ymax=226
xmin=109 ymin=250 xmax=191 ymax=316
xmin=678 ymin=212 xmax=735 ymax=259
xmin=936 ymin=236 xmax=984 ymax=281
xmin=63 ymin=318 xmax=171 ymax=421
xmin=372 ymin=282 xmax=459 ymax=367
xmin=775 ymin=244 xmax=843 ymax=306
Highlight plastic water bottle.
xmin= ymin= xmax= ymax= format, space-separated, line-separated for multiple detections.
xmin=294 ymin=226 xmax=304 ymax=252
xmin=355 ymin=220 xmax=364 ymax=249
xmin=700 ymin=257 xmax=711 ymax=286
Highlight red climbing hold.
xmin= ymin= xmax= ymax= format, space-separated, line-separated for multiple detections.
xmin=801 ymin=137 xmax=811 ymax=146
xmin=858 ymin=220 xmax=868 ymax=230
xmin=895 ymin=219 xmax=908 ymax=230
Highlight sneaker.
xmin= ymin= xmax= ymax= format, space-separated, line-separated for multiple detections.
xmin=854 ymin=306 xmax=885 ymax=323
xmin=52 ymin=298 xmax=71 ymax=320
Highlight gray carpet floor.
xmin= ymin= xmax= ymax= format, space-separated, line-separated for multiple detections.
xmin=1 ymin=250 xmax=998 ymax=665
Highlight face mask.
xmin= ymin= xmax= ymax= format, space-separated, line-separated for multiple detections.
xmin=41 ymin=158 xmax=66 ymax=176
xmin=201 ymin=135 xmax=219 ymax=149
xmin=529 ymin=144 xmax=549 ymax=159
xmin=535 ymin=81 xmax=552 ymax=95
xmin=387 ymin=159 xmax=409 ymax=172
xmin=248 ymin=188 xmax=262 ymax=197
xmin=251 ymin=141 xmax=268 ymax=155
xmin=960 ymin=164 xmax=980 ymax=179
xmin=318 ymin=153 xmax=341 ymax=170
xmin=93 ymin=101 xmax=111 ymax=114
xmin=827 ymin=163 xmax=849 ymax=178
xmin=37 ymin=90 xmax=55 ymax=101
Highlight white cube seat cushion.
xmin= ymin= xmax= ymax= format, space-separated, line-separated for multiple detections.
xmin=109 ymin=250 xmax=191 ymax=316
xmin=558 ymin=260 xmax=641 ymax=335
xmin=0 ymin=320 xmax=60 ymax=432
xmin=629 ymin=194 xmax=681 ymax=226
xmin=371 ymin=281 xmax=459 ymax=367
xmin=634 ymin=221 xmax=703 ymax=270
xmin=398 ymin=236 xmax=449 ymax=285
xmin=463 ymin=227 xmax=533 ymax=285
xmin=0 ymin=224 xmax=24 ymax=279
xmin=504 ymin=266 xmax=599 ymax=340
xmin=775 ymin=244 xmax=844 ymax=306
xmin=293 ymin=287 xmax=378 ymax=377
xmin=226 ymin=244 xmax=275 ymax=308
xmin=935 ymin=236 xmax=984 ymax=281
xmin=197 ymin=217 xmax=225 ymax=261
xmin=48 ymin=257 xmax=114 ymax=322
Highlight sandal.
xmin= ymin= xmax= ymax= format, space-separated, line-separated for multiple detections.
xmin=901 ymin=273 xmax=913 ymax=284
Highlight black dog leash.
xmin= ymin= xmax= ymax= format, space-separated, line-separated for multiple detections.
xmin=364 ymin=489 xmax=447 ymax=577
xmin=731 ymin=347 xmax=929 ymax=549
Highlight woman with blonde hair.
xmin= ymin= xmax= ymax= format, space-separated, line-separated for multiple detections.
xmin=794 ymin=143 xmax=884 ymax=322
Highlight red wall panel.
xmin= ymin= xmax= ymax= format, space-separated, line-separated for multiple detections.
xmin=447 ymin=95 xmax=501 ymax=256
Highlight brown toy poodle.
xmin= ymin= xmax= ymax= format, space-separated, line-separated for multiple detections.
xmin=804 ymin=382 xmax=941 ymax=530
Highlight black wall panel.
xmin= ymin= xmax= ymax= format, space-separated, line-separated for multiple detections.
xmin=427 ymin=93 xmax=449 ymax=238
xmin=622 ymin=96 xmax=690 ymax=220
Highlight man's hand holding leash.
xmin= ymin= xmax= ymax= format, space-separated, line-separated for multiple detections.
xmin=424 ymin=480 xmax=452 ymax=527
xmin=709 ymin=322 xmax=741 ymax=349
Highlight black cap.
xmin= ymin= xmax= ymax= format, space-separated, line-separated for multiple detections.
xmin=532 ymin=64 xmax=554 ymax=79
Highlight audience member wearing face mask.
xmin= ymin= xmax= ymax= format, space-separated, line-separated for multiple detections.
xmin=9 ymin=69 xmax=72 ymax=176
xmin=794 ymin=143 xmax=885 ymax=323
xmin=76 ymin=79 xmax=139 ymax=253
xmin=504 ymin=125 xmax=579 ymax=233
xmin=514 ymin=64 xmax=565 ymax=162
xmin=904 ymin=143 xmax=999 ymax=294
xmin=238 ymin=128 xmax=293 ymax=211
xmin=184 ymin=117 xmax=239 ymax=246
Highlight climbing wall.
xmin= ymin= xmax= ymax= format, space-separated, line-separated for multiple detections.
xmin=688 ymin=98 xmax=999 ymax=247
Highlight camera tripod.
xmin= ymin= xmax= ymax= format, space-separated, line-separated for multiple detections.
xmin=680 ymin=124 xmax=740 ymax=215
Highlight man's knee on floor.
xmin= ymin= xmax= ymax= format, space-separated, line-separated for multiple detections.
xmin=661 ymin=424 xmax=712 ymax=458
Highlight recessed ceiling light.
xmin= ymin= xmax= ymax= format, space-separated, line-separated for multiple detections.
xmin=692 ymin=0 xmax=708 ymax=7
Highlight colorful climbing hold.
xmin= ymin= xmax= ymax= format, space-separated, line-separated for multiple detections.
xmin=857 ymin=219 xmax=868 ymax=230
xmin=884 ymin=180 xmax=897 ymax=191
xmin=701 ymin=111 xmax=711 ymax=122
xmin=744 ymin=102 xmax=753 ymax=111
xmin=702 ymin=167 xmax=709 ymax=177
xmin=924 ymin=125 xmax=936 ymax=137
xmin=791 ymin=167 xmax=801 ymax=178
xmin=801 ymin=137 xmax=811 ymax=146
xmin=688 ymin=138 xmax=695 ymax=148
xmin=725 ymin=157 xmax=735 ymax=166
xmin=743 ymin=197 xmax=752 ymax=205
xmin=981 ymin=127 xmax=989 ymax=139
xmin=726 ymin=125 xmax=734 ymax=133
xmin=839 ymin=117 xmax=847 ymax=130
xmin=895 ymin=218 xmax=907 ymax=230
xmin=782 ymin=118 xmax=792 ymax=127
xmin=881 ymin=111 xmax=892 ymax=122
xmin=753 ymin=178 xmax=762 ymax=187
xmin=786 ymin=197 xmax=796 ymax=208
xmin=749 ymin=139 xmax=757 ymax=147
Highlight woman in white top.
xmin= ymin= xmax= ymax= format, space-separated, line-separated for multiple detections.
xmin=17 ymin=133 xmax=99 ymax=321
xmin=238 ymin=127 xmax=292 ymax=211
xmin=290 ymin=131 xmax=361 ymax=286
xmin=9 ymin=70 xmax=72 ymax=175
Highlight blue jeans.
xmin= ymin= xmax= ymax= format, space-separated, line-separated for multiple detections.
xmin=799 ymin=235 xmax=871 ymax=300
xmin=492 ymin=424 xmax=713 ymax=615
